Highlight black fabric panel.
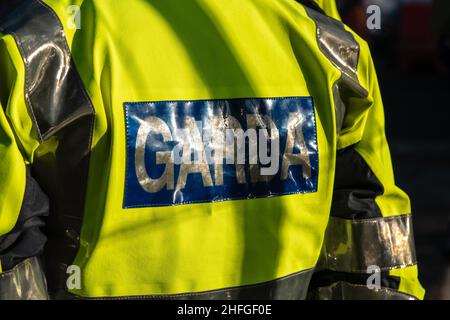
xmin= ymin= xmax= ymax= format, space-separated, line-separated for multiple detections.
xmin=0 ymin=167 xmax=49 ymax=271
xmin=308 ymin=270 xmax=401 ymax=292
xmin=0 ymin=1 xmax=24 ymax=20
xmin=331 ymin=146 xmax=384 ymax=219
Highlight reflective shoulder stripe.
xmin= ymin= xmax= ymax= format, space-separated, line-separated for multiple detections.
xmin=0 ymin=0 xmax=95 ymax=296
xmin=301 ymin=5 xmax=368 ymax=132
xmin=0 ymin=0 xmax=95 ymax=141
xmin=318 ymin=215 xmax=417 ymax=273
xmin=310 ymin=281 xmax=417 ymax=300
xmin=303 ymin=6 xmax=367 ymax=97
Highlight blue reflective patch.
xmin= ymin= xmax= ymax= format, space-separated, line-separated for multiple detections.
xmin=124 ymin=97 xmax=318 ymax=208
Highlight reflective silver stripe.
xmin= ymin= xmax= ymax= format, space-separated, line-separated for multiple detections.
xmin=303 ymin=6 xmax=368 ymax=133
xmin=0 ymin=257 xmax=49 ymax=300
xmin=76 ymin=268 xmax=314 ymax=300
xmin=303 ymin=7 xmax=367 ymax=97
xmin=310 ymin=281 xmax=416 ymax=300
xmin=318 ymin=215 xmax=417 ymax=273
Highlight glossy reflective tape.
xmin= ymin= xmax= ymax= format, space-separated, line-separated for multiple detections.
xmin=123 ymin=97 xmax=319 ymax=208
xmin=0 ymin=257 xmax=49 ymax=300
xmin=318 ymin=215 xmax=417 ymax=272
xmin=303 ymin=6 xmax=368 ymax=134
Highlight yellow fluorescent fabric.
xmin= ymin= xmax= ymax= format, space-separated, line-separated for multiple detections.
xmin=0 ymin=0 xmax=413 ymax=299
xmin=0 ymin=33 xmax=30 ymax=238
xmin=314 ymin=0 xmax=342 ymax=20
xmin=0 ymin=102 xmax=26 ymax=237
xmin=337 ymin=33 xmax=412 ymax=218
xmin=390 ymin=265 xmax=425 ymax=300
xmin=43 ymin=0 xmax=337 ymax=297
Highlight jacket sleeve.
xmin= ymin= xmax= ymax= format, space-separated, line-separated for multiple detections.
xmin=314 ymin=0 xmax=342 ymax=21
xmin=308 ymin=35 xmax=425 ymax=300
xmin=0 ymin=31 xmax=49 ymax=300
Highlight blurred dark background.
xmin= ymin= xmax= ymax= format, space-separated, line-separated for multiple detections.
xmin=337 ymin=0 xmax=450 ymax=299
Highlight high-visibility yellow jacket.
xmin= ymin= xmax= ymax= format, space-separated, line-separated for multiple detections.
xmin=0 ymin=0 xmax=424 ymax=300
xmin=314 ymin=0 xmax=341 ymax=20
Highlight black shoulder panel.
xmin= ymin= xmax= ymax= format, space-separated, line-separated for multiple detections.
xmin=0 ymin=0 xmax=95 ymax=297
xmin=331 ymin=146 xmax=384 ymax=219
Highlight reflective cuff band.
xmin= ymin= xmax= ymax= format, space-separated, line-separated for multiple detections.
xmin=318 ymin=214 xmax=417 ymax=273
xmin=310 ymin=281 xmax=417 ymax=300
xmin=0 ymin=257 xmax=49 ymax=300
